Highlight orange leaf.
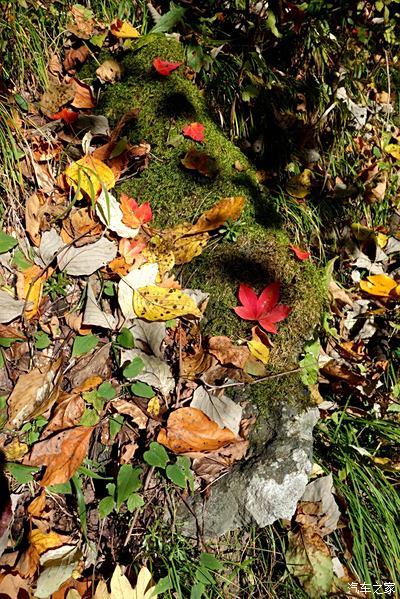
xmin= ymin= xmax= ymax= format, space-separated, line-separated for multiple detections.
xmin=16 ymin=265 xmax=50 ymax=319
xmin=182 ymin=122 xmax=205 ymax=142
xmin=110 ymin=18 xmax=140 ymax=38
xmin=153 ymin=57 xmax=182 ymax=76
xmin=120 ymin=193 xmax=152 ymax=228
xmin=25 ymin=426 xmax=94 ymax=486
xmin=359 ymin=274 xmax=400 ymax=297
xmin=49 ymin=107 xmax=79 ymax=124
xmin=157 ymin=407 xmax=239 ymax=454
xmin=290 ymin=244 xmax=310 ymax=261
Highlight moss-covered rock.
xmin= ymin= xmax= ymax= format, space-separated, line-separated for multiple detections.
xmin=96 ymin=34 xmax=325 ymax=410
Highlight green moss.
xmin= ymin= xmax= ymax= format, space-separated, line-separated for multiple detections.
xmin=96 ymin=34 xmax=326 ymax=410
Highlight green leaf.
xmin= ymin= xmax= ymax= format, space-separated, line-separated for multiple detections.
xmin=0 ymin=396 xmax=7 ymax=428
xmin=153 ymin=576 xmax=173 ymax=595
xmin=72 ymin=334 xmax=99 ymax=357
xmin=97 ymin=381 xmax=116 ymax=400
xmin=190 ymin=582 xmax=205 ymax=599
xmin=131 ymin=381 xmax=154 ymax=398
xmin=195 ymin=566 xmax=215 ymax=585
xmin=0 ymin=337 xmax=21 ymax=348
xmin=116 ymin=465 xmax=142 ymax=510
xmin=117 ymin=327 xmax=135 ymax=349
xmin=71 ymin=473 xmax=87 ymax=538
xmin=165 ymin=319 xmax=177 ymax=328
xmin=0 ymin=353 xmax=4 ymax=370
xmin=199 ymin=553 xmax=223 ymax=571
xmin=150 ymin=2 xmax=186 ymax=33
xmin=77 ymin=465 xmax=112 ymax=480
xmin=7 ymin=462 xmax=39 ymax=484
xmin=106 ymin=482 xmax=116 ymax=497
xmin=109 ymin=414 xmax=124 ymax=439
xmin=166 ymin=463 xmax=186 ymax=489
xmin=0 ymin=231 xmax=18 ymax=254
xmin=143 ymin=441 xmax=169 ymax=469
xmin=79 ymin=408 xmax=100 ymax=426
xmin=12 ymin=249 xmax=32 ymax=270
xmin=99 ymin=495 xmax=115 ymax=519
xmin=34 ymin=331 xmax=52 ymax=349
xmin=127 ymin=493 xmax=145 ymax=511
xmin=48 ymin=481 xmax=72 ymax=494
xmin=15 ymin=93 xmax=29 ymax=111
xmin=123 ymin=356 xmax=145 ymax=379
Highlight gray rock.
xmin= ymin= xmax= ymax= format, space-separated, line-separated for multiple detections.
xmin=176 ymin=403 xmax=319 ymax=538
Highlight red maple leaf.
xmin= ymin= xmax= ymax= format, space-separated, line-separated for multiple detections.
xmin=233 ymin=282 xmax=291 ymax=334
xmin=290 ymin=244 xmax=310 ymax=261
xmin=182 ymin=122 xmax=205 ymax=142
xmin=49 ymin=107 xmax=79 ymax=125
xmin=153 ymin=57 xmax=182 ymax=76
xmin=120 ymin=193 xmax=152 ymax=228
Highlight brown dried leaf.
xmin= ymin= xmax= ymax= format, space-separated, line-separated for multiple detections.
xmin=191 ymin=196 xmax=245 ymax=233
xmin=39 ymin=78 xmax=75 ymax=115
xmin=25 ymin=426 xmax=94 ymax=486
xmin=25 ymin=193 xmax=42 ymax=246
xmin=7 ymin=358 xmax=63 ymax=430
xmin=111 ymin=399 xmax=147 ymax=429
xmin=63 ymin=45 xmax=90 ymax=72
xmin=69 ymin=77 xmax=96 ymax=109
xmin=208 ymin=336 xmax=250 ymax=369
xmin=157 ymin=407 xmax=239 ymax=454
xmin=192 ymin=439 xmax=249 ymax=483
xmin=43 ymin=393 xmax=85 ymax=435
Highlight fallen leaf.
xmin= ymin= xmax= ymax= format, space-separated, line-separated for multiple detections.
xmin=233 ymin=282 xmax=291 ymax=334
xmin=110 ymin=18 xmax=140 ymax=38
xmin=384 ymin=143 xmax=400 ymax=160
xmin=35 ymin=544 xmax=82 ymax=599
xmin=44 ymin=393 xmax=85 ymax=434
xmin=0 ymin=290 xmax=25 ymax=323
xmin=16 ymin=264 xmax=49 ymax=319
xmin=7 ymin=358 xmax=62 ymax=430
xmin=61 ymin=206 xmax=103 ymax=245
xmin=182 ymin=122 xmax=205 ymax=142
xmin=25 ymin=193 xmax=42 ymax=246
xmin=191 ymin=196 xmax=245 ymax=233
xmin=247 ymin=328 xmax=270 ymax=364
xmin=286 ymin=169 xmax=313 ymax=198
xmin=69 ymin=77 xmax=96 ymax=109
xmin=96 ymin=59 xmax=124 ymax=83
xmin=133 ymin=286 xmax=202 ymax=321
xmin=25 ymin=426 xmax=94 ymax=486
xmin=359 ymin=274 xmax=400 ymax=297
xmin=129 ymin=319 xmax=166 ymax=358
xmin=64 ymin=155 xmax=115 ymax=200
xmin=83 ymin=283 xmax=117 ymax=329
xmin=49 ymin=106 xmax=79 ymax=124
xmin=191 ymin=386 xmax=242 ymax=435
xmin=57 ymin=237 xmax=117 ymax=276
xmin=112 ymin=400 xmax=147 ymax=428
xmin=67 ymin=4 xmax=95 ymax=38
xmin=192 ymin=439 xmax=249 ymax=483
xmin=170 ymin=231 xmax=209 ymax=264
xmin=96 ymin=190 xmax=140 ymax=238
xmin=118 ymin=263 xmax=159 ymax=319
xmin=290 ymin=244 xmax=311 ymax=261
xmin=157 ymin=407 xmax=239 ymax=453
xmin=153 ymin=57 xmax=182 ymax=76
xmin=208 ymin=336 xmax=250 ymax=368
xmin=39 ymin=77 xmax=75 ymax=115
xmin=120 ymin=193 xmax=152 ymax=228
xmin=110 ymin=564 xmax=134 ymax=597
xmin=30 ymin=529 xmax=64 ymax=555
xmin=181 ymin=148 xmax=218 ymax=177
xmin=132 ymin=565 xmax=158 ymax=599
xmin=63 ymin=45 xmax=89 ymax=71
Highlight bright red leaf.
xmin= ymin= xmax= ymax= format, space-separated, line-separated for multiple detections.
xmin=233 ymin=282 xmax=291 ymax=334
xmin=49 ymin=107 xmax=79 ymax=125
xmin=182 ymin=122 xmax=205 ymax=142
xmin=120 ymin=193 xmax=152 ymax=228
xmin=153 ymin=57 xmax=182 ymax=76
xmin=290 ymin=244 xmax=310 ymax=261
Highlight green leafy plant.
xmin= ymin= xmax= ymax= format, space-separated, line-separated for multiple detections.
xmin=72 ymin=334 xmax=99 ymax=358
xmin=43 ymin=271 xmax=70 ymax=301
xmin=219 ymin=217 xmax=245 ymax=243
xmin=299 ymin=335 xmax=320 ymax=386
xmin=144 ymin=442 xmax=194 ymax=491
xmin=98 ymin=464 xmax=144 ymax=518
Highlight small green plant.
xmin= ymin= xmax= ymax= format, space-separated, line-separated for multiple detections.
xmin=79 ymin=381 xmax=116 ymax=426
xmin=20 ymin=415 xmax=48 ymax=445
xmin=43 ymin=271 xmax=70 ymax=301
xmin=144 ymin=441 xmax=194 ymax=492
xmin=98 ymin=464 xmax=144 ymax=518
xmin=219 ymin=218 xmax=245 ymax=243
xmin=299 ymin=334 xmax=320 ymax=386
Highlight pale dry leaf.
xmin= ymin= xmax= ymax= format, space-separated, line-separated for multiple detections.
xmin=7 ymin=358 xmax=63 ymax=429
xmin=58 ymin=237 xmax=117 ymax=276
xmin=25 ymin=426 xmax=94 ymax=486
xmin=128 ymin=320 xmax=166 ymax=358
xmin=25 ymin=193 xmax=42 ymax=246
xmin=0 ymin=290 xmax=25 ymax=323
xmin=118 ymin=263 xmax=158 ymax=319
xmin=301 ymin=474 xmax=340 ymax=535
xmin=96 ymin=190 xmax=140 ymax=238
xmin=75 ymin=114 xmax=110 ymax=137
xmin=94 ymin=580 xmax=111 ymax=599
xmin=133 ymin=565 xmax=157 ymax=599
xmin=208 ymin=336 xmax=250 ymax=369
xmin=111 ymin=400 xmax=147 ymax=429
xmin=34 ymin=229 xmax=64 ymax=268
xmin=83 ymin=283 xmax=117 ymax=329
xmin=191 ymin=386 xmax=242 ymax=435
xmin=121 ymin=348 xmax=174 ymax=397
xmin=96 ymin=59 xmax=124 ymax=83
xmin=110 ymin=564 xmax=134 ymax=598
xmin=35 ymin=545 xmax=82 ymax=599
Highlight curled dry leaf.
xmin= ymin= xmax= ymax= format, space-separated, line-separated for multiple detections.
xmin=69 ymin=77 xmax=96 ymax=109
xmin=157 ymin=407 xmax=240 ymax=453
xmin=25 ymin=426 xmax=94 ymax=486
xmin=6 ymin=358 xmax=63 ymax=430
xmin=25 ymin=193 xmax=42 ymax=246
xmin=111 ymin=400 xmax=147 ymax=429
xmin=207 ymin=336 xmax=250 ymax=369
xmin=63 ymin=45 xmax=90 ymax=71
xmin=96 ymin=59 xmax=124 ymax=83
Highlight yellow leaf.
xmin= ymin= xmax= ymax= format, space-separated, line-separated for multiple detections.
xmin=191 ymin=196 xmax=245 ymax=233
xmin=172 ymin=231 xmax=209 ymax=264
xmin=110 ymin=564 xmax=134 ymax=598
xmin=3 ymin=439 xmax=29 ymax=461
xmin=29 ymin=529 xmax=63 ymax=555
xmin=64 ymin=156 xmax=115 ymax=200
xmin=376 ymin=232 xmax=388 ymax=248
xmin=384 ymin=143 xmax=400 ymax=160
xmin=16 ymin=264 xmax=50 ymax=319
xmin=359 ymin=274 xmax=400 ymax=297
xmin=110 ymin=19 xmax=140 ymax=38
xmin=133 ymin=286 xmax=202 ymax=321
xmin=142 ymin=246 xmax=175 ymax=278
xmin=247 ymin=338 xmax=270 ymax=364
xmin=147 ymin=396 xmax=160 ymax=417
xmin=133 ymin=565 xmax=158 ymax=599
xmin=286 ymin=169 xmax=313 ymax=198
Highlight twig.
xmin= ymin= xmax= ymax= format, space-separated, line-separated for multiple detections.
xmin=203 ymin=367 xmax=302 ymax=391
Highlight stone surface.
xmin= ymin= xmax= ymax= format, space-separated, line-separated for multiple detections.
xmin=177 ymin=403 xmax=319 ymax=538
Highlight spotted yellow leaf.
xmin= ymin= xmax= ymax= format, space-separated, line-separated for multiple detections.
xmin=173 ymin=232 xmax=209 ymax=264
xmin=286 ymin=169 xmax=313 ymax=199
xmin=384 ymin=143 xmax=400 ymax=160
xmin=359 ymin=274 xmax=400 ymax=297
xmin=133 ymin=286 xmax=202 ymax=321
xmin=247 ymin=339 xmax=270 ymax=364
xmin=142 ymin=246 xmax=175 ymax=279
xmin=148 ymin=396 xmax=160 ymax=417
xmin=64 ymin=155 xmax=115 ymax=200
